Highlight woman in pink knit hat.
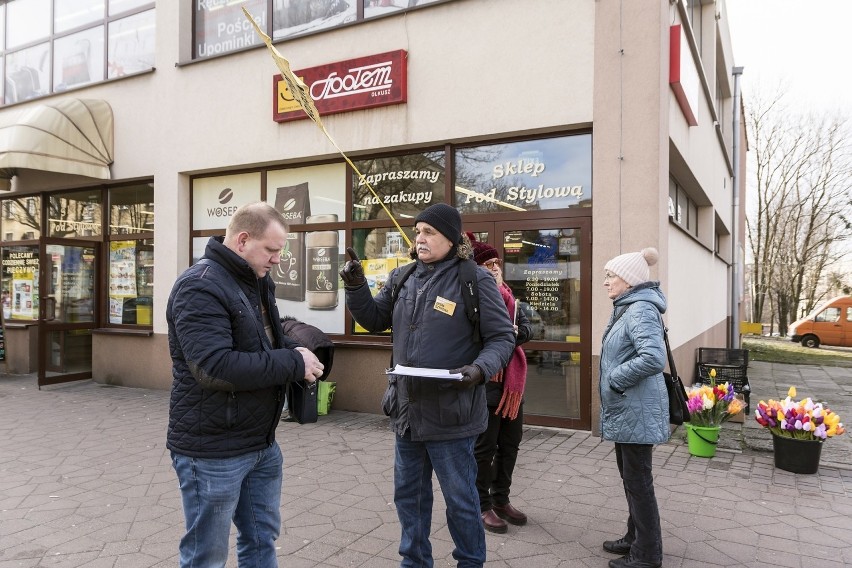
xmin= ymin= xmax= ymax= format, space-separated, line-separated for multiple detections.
xmin=600 ymin=247 xmax=668 ymax=568
xmin=467 ymin=233 xmax=534 ymax=534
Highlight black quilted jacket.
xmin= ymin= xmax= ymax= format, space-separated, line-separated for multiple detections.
xmin=166 ymin=237 xmax=304 ymax=458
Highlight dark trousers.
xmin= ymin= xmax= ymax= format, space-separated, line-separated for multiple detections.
xmin=614 ymin=442 xmax=663 ymax=563
xmin=474 ymin=404 xmax=523 ymax=511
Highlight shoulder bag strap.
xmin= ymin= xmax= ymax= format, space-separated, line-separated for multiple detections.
xmin=660 ymin=318 xmax=678 ymax=378
xmin=198 ymin=258 xmax=272 ymax=351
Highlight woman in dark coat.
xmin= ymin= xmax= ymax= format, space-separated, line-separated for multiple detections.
xmin=469 ymin=234 xmax=533 ymax=534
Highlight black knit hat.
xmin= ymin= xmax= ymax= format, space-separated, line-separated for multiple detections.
xmin=414 ymin=203 xmax=462 ymax=244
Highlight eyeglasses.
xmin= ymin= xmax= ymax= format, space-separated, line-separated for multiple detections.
xmin=484 ymin=259 xmax=501 ymax=269
xmin=603 ymin=272 xmax=616 ymax=282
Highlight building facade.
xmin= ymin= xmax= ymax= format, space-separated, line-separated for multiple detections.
xmin=0 ymin=0 xmax=744 ymax=433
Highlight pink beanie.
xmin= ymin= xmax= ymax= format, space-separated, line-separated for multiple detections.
xmin=605 ymin=248 xmax=659 ymax=286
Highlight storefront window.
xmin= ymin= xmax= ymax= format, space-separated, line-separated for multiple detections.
xmin=7 ymin=0 xmax=50 ymax=49
xmin=108 ymin=239 xmax=152 ymax=325
xmin=107 ymin=9 xmax=156 ymax=78
xmin=5 ymin=42 xmax=51 ymax=104
xmin=109 ymin=183 xmax=153 ymax=235
xmin=363 ymin=0 xmax=442 ymax=19
xmin=2 ymin=1 xmax=154 ymax=105
xmin=1 ymin=245 xmax=40 ymax=321
xmin=351 ymin=151 xmax=445 ymax=222
xmin=107 ymin=184 xmax=153 ymax=326
xmin=273 ymin=0 xmax=356 ymax=40
xmin=454 ymin=135 xmax=592 ymax=214
xmin=55 ymin=0 xmax=105 ymax=34
xmin=190 ymin=0 xmax=449 ymax=60
xmin=195 ymin=0 xmax=267 ymax=59
xmin=275 ymin=222 xmax=345 ymax=334
xmin=192 ymin=172 xmax=262 ymax=231
xmin=524 ymin=350 xmax=581 ymax=419
xmin=267 ymin=163 xmax=346 ymax=224
xmin=1 ymin=196 xmax=42 ymax=241
xmin=48 ymin=190 xmax=103 ymax=237
xmin=503 ymin=227 xmax=581 ymax=343
xmin=54 ymin=26 xmax=105 ymax=91
xmin=109 ymin=0 xmax=150 ymax=14
xmin=349 ymin=227 xmax=414 ymax=335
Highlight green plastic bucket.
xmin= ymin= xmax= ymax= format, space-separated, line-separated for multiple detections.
xmin=685 ymin=424 xmax=720 ymax=458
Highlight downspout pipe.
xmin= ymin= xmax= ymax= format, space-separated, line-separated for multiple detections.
xmin=731 ymin=66 xmax=744 ymax=348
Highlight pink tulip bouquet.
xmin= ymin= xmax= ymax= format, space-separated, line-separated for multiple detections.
xmin=685 ymin=369 xmax=744 ymax=427
xmin=754 ymin=386 xmax=845 ymax=441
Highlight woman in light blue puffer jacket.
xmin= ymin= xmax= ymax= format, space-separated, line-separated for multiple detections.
xmin=599 ymin=247 xmax=668 ymax=568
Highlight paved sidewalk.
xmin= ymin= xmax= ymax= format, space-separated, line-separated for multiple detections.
xmin=1 ymin=365 xmax=851 ymax=568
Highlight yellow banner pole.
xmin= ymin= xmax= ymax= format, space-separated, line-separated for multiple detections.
xmin=242 ymin=8 xmax=412 ymax=248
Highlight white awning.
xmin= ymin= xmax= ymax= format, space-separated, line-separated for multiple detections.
xmin=0 ymin=98 xmax=114 ymax=190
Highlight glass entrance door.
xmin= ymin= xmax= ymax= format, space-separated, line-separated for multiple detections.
xmin=38 ymin=241 xmax=98 ymax=387
xmin=466 ymin=219 xmax=592 ymax=430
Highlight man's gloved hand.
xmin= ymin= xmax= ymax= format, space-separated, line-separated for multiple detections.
xmin=340 ymin=247 xmax=366 ymax=287
xmin=450 ymin=364 xmax=484 ymax=390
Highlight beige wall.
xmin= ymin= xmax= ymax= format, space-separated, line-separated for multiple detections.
xmin=326 ymin=346 xmax=391 ymax=415
xmin=93 ymin=333 xmax=172 ymax=390
xmin=3 ymin=325 xmax=38 ymax=374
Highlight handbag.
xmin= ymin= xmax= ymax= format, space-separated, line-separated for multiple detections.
xmin=662 ymin=326 xmax=690 ymax=425
xmin=288 ymin=380 xmax=318 ymax=424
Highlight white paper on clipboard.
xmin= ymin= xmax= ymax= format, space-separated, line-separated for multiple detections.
xmin=386 ymin=365 xmax=463 ymax=380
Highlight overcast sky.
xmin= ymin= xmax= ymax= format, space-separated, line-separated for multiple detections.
xmin=726 ymin=0 xmax=852 ymax=117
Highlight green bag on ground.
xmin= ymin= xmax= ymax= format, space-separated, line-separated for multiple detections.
xmin=318 ymin=381 xmax=336 ymax=415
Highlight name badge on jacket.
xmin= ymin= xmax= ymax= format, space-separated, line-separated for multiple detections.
xmin=434 ymin=296 xmax=456 ymax=316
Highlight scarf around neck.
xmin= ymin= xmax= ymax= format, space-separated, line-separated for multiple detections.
xmin=492 ymin=282 xmax=527 ymax=420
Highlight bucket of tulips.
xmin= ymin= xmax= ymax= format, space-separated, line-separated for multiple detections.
xmin=683 ymin=369 xmax=745 ymax=458
xmin=754 ymin=386 xmax=845 ymax=474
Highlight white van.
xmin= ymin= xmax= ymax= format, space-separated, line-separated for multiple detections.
xmin=788 ymin=296 xmax=852 ymax=348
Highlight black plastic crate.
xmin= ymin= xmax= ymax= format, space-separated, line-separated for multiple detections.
xmin=697 ymin=347 xmax=749 ymax=367
xmin=697 ymin=348 xmax=749 ymax=366
xmin=697 ymin=363 xmax=750 ymax=414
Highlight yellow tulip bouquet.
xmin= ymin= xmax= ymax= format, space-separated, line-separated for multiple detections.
xmin=685 ymin=368 xmax=745 ymax=427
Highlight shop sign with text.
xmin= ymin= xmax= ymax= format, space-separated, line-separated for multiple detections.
xmin=273 ymin=50 xmax=407 ymax=123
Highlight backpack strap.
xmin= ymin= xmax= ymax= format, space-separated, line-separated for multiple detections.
xmin=388 ymin=261 xmax=418 ymax=367
xmin=458 ymin=259 xmax=481 ymax=344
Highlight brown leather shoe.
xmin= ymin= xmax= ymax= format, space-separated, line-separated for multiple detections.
xmin=493 ymin=503 xmax=527 ymax=526
xmin=481 ymin=509 xmax=508 ymax=533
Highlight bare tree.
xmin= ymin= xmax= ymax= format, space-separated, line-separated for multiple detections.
xmin=746 ymin=89 xmax=852 ymax=335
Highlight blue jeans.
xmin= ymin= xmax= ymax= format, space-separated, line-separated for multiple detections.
xmin=171 ymin=444 xmax=283 ymax=568
xmin=394 ymin=433 xmax=485 ymax=568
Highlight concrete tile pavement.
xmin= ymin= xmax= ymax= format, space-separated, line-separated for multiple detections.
xmin=1 ymin=362 xmax=851 ymax=568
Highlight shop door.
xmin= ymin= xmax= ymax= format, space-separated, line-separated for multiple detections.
xmin=466 ymin=219 xmax=592 ymax=430
xmin=38 ymin=241 xmax=98 ymax=388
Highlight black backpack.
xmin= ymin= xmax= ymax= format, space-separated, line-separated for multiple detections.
xmin=390 ymin=259 xmax=481 ymax=344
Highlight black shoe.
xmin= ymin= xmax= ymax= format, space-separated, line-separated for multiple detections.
xmin=608 ymin=554 xmax=661 ymax=568
xmin=603 ymin=537 xmax=632 ymax=555
xmin=493 ymin=503 xmax=527 ymax=526
xmin=481 ymin=509 xmax=508 ymax=534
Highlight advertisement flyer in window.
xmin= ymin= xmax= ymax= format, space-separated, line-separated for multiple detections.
xmin=12 ymin=276 xmax=35 ymax=320
xmin=109 ymin=241 xmax=137 ymax=324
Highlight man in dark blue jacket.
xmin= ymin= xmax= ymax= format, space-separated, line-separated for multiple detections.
xmin=167 ymin=201 xmax=324 ymax=568
xmin=341 ymin=203 xmax=515 ymax=568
